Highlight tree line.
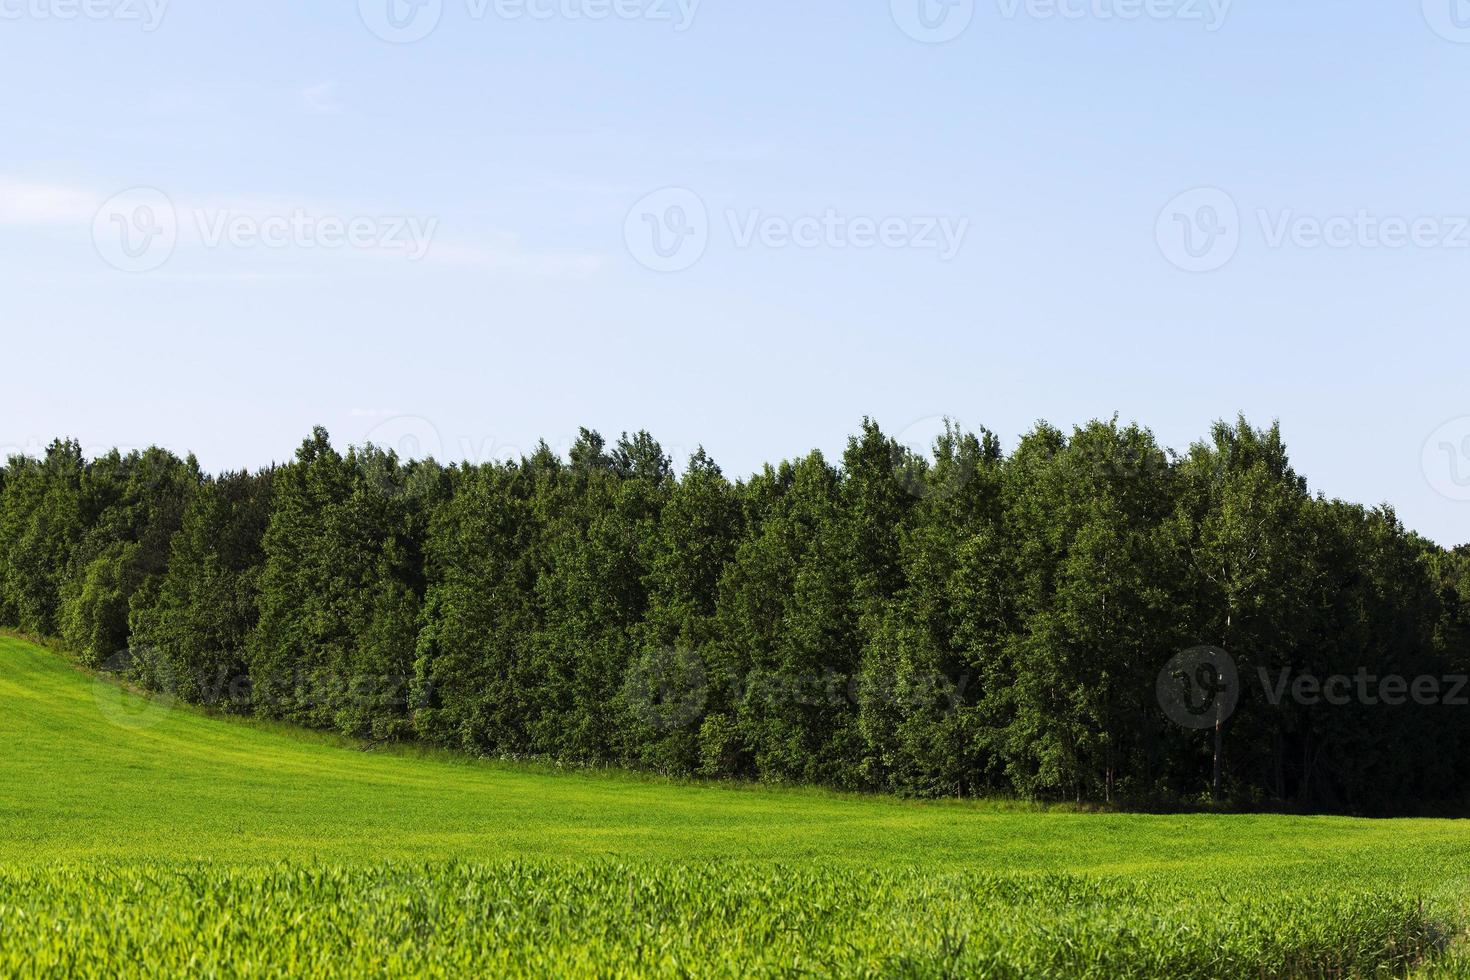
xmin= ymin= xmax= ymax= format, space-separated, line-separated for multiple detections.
xmin=2 ymin=417 xmax=1467 ymax=813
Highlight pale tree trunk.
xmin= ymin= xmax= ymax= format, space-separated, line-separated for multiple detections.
xmin=1213 ymin=610 xmax=1231 ymax=803
xmin=1212 ymin=711 xmax=1223 ymax=802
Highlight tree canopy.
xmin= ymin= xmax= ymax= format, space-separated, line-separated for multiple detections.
xmin=2 ymin=416 xmax=1465 ymax=814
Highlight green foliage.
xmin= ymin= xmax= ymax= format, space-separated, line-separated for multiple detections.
xmin=995 ymin=420 xmax=1183 ymax=801
xmin=3 ymin=417 xmax=1469 ymax=811
xmin=129 ymin=469 xmax=274 ymax=706
xmin=57 ymin=541 xmax=139 ymax=666
xmin=629 ymin=448 xmax=742 ymax=772
xmin=414 ymin=453 xmax=546 ymax=753
xmin=0 ymin=441 xmax=88 ymax=636
xmin=0 ymin=863 xmax=1441 ymax=979
xmin=530 ymin=429 xmax=670 ymax=763
xmin=248 ymin=431 xmax=425 ymax=735
xmin=712 ymin=451 xmax=865 ymax=787
xmin=859 ymin=421 xmax=1006 ymax=796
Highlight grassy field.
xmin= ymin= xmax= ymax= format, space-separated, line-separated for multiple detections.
xmin=3 ymin=634 xmax=1470 ymax=976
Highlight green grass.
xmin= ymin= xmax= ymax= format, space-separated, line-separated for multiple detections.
xmin=3 ymin=634 xmax=1470 ymax=977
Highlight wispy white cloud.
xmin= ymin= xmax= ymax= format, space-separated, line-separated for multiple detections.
xmin=506 ymin=177 xmax=643 ymax=197
xmin=301 ymin=81 xmax=341 ymax=115
xmin=143 ymin=88 xmax=228 ymax=117
xmin=0 ymin=177 xmax=98 ymax=225
xmin=689 ymin=144 xmax=797 ymax=165
xmin=427 ymin=237 xmax=605 ymax=277
xmin=0 ymin=174 xmax=608 ymax=280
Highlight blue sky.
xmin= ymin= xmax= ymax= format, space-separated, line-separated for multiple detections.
xmin=3 ymin=1 xmax=1469 ymax=544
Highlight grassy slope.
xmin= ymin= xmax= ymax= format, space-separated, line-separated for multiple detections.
xmin=3 ymin=634 xmax=1470 ymax=976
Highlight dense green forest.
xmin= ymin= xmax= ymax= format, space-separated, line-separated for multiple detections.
xmin=2 ymin=418 xmax=1467 ymax=812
